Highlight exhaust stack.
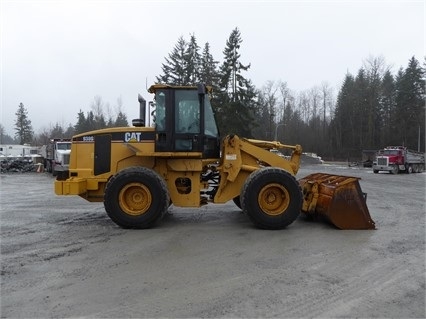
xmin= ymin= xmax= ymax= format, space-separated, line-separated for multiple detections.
xmin=132 ymin=94 xmax=146 ymax=127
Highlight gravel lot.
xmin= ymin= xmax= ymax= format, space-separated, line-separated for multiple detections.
xmin=1 ymin=164 xmax=425 ymax=318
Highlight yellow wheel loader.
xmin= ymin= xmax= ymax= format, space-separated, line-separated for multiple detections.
xmin=55 ymin=84 xmax=375 ymax=230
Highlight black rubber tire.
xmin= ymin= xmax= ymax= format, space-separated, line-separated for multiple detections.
xmin=233 ymin=196 xmax=242 ymax=209
xmin=46 ymin=160 xmax=52 ymax=173
xmin=241 ymin=167 xmax=302 ymax=230
xmin=104 ymin=167 xmax=169 ymax=229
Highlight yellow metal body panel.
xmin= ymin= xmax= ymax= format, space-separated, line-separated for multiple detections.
xmin=55 ymin=178 xmax=87 ymax=195
xmin=164 ymin=159 xmax=203 ymax=207
xmin=56 ymin=130 xmax=302 ymax=208
xmin=214 ymin=135 xmax=302 ymax=203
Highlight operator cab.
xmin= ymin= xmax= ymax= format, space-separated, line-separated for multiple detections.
xmin=149 ymin=84 xmax=220 ymax=158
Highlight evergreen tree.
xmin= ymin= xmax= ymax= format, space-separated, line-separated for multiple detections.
xmin=282 ymin=100 xmax=304 ymax=146
xmin=0 ymin=124 xmax=16 ymax=144
xmin=74 ymin=109 xmax=88 ymax=134
xmin=353 ymin=68 xmax=369 ymax=149
xmin=64 ymin=124 xmax=75 ymax=138
xmin=14 ymin=102 xmax=33 ymax=144
xmin=157 ymin=36 xmax=188 ymax=85
xmin=364 ymin=56 xmax=386 ymax=148
xmin=106 ymin=116 xmax=114 ymax=127
xmin=86 ymin=111 xmax=95 ymax=131
xmin=216 ymin=28 xmax=257 ymax=137
xmin=252 ymin=87 xmax=274 ymax=140
xmin=115 ymin=111 xmax=128 ymax=127
xmin=394 ymin=56 xmax=425 ymax=150
xmin=331 ymin=73 xmax=356 ymax=152
xmin=199 ymin=42 xmax=220 ymax=87
xmin=50 ymin=123 xmax=65 ymax=138
xmin=379 ymin=70 xmax=395 ymax=146
xmin=94 ymin=113 xmax=107 ymax=130
xmin=254 ymin=81 xmax=277 ymax=140
xmin=185 ymin=34 xmax=201 ymax=84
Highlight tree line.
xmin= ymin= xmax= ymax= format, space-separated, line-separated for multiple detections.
xmin=1 ymin=96 xmax=129 ymax=146
xmin=3 ymin=27 xmax=425 ymax=160
xmin=156 ymin=28 xmax=425 ymax=158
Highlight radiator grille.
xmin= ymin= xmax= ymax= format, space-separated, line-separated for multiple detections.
xmin=377 ymin=157 xmax=388 ymax=166
xmin=62 ymin=154 xmax=70 ymax=165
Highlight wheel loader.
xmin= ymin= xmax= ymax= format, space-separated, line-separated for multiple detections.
xmin=55 ymin=84 xmax=375 ymax=230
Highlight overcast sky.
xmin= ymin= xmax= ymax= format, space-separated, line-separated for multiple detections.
xmin=1 ymin=0 xmax=424 ymax=137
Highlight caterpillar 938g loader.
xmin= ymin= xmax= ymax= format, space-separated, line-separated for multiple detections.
xmin=55 ymin=84 xmax=375 ymax=230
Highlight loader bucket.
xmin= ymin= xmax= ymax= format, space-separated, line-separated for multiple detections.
xmin=298 ymin=173 xmax=375 ymax=230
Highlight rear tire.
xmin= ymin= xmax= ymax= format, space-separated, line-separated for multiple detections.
xmin=104 ymin=167 xmax=169 ymax=229
xmin=241 ymin=167 xmax=302 ymax=229
xmin=46 ymin=160 xmax=52 ymax=173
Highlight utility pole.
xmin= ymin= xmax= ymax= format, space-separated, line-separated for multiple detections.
xmin=418 ymin=125 xmax=421 ymax=152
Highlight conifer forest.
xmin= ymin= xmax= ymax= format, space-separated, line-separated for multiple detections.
xmin=6 ymin=28 xmax=425 ymax=160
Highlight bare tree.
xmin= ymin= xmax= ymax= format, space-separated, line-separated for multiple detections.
xmin=91 ymin=96 xmax=106 ymax=129
xmin=320 ymin=82 xmax=334 ymax=127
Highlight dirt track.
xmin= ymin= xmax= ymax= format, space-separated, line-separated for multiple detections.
xmin=1 ymin=164 xmax=425 ymax=318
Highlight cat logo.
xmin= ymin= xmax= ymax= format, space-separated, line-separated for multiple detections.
xmin=124 ymin=132 xmax=142 ymax=142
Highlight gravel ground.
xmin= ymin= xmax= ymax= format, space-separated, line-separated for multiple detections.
xmin=1 ymin=164 xmax=425 ymax=318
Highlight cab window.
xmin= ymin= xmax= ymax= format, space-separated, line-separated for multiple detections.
xmin=204 ymin=96 xmax=218 ymax=137
xmin=175 ymin=90 xmax=200 ymax=134
xmin=155 ymin=92 xmax=166 ymax=131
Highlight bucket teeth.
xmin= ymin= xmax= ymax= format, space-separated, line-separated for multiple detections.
xmin=298 ymin=173 xmax=376 ymax=230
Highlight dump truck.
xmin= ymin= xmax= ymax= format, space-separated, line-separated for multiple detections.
xmin=40 ymin=138 xmax=72 ymax=176
xmin=373 ymin=146 xmax=425 ymax=174
xmin=55 ymin=84 xmax=375 ymax=230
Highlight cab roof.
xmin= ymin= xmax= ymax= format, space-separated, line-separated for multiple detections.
xmin=148 ymin=84 xmax=213 ymax=94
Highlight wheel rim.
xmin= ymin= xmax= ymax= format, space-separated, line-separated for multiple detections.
xmin=119 ymin=182 xmax=152 ymax=216
xmin=258 ymin=183 xmax=290 ymax=216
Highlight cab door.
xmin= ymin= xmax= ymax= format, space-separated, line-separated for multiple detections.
xmin=173 ymin=90 xmax=203 ymax=152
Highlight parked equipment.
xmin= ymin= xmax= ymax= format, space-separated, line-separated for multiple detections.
xmin=373 ymin=146 xmax=425 ymax=174
xmin=54 ymin=84 xmax=374 ymax=230
xmin=40 ymin=139 xmax=71 ymax=176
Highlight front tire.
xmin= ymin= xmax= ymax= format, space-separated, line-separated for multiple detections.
xmin=233 ymin=196 xmax=242 ymax=209
xmin=45 ymin=160 xmax=52 ymax=173
xmin=241 ymin=167 xmax=302 ymax=229
xmin=104 ymin=167 xmax=169 ymax=229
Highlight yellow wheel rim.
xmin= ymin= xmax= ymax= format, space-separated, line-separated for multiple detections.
xmin=258 ymin=183 xmax=290 ymax=216
xmin=119 ymin=183 xmax=152 ymax=216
